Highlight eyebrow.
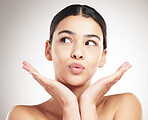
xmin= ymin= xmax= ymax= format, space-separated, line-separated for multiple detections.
xmin=85 ymin=34 xmax=101 ymax=40
xmin=58 ymin=30 xmax=101 ymax=40
xmin=58 ymin=30 xmax=75 ymax=35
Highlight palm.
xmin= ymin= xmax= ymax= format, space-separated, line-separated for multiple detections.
xmin=81 ymin=62 xmax=132 ymax=105
xmin=22 ymin=61 xmax=76 ymax=106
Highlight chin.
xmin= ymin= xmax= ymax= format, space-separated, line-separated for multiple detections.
xmin=55 ymin=70 xmax=93 ymax=88
xmin=66 ymin=81 xmax=87 ymax=87
xmin=59 ymin=75 xmax=91 ymax=88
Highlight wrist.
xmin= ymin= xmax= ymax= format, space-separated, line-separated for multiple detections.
xmin=80 ymin=99 xmax=96 ymax=110
xmin=80 ymin=97 xmax=99 ymax=120
xmin=63 ymin=100 xmax=80 ymax=120
xmin=62 ymin=95 xmax=77 ymax=108
xmin=80 ymin=93 xmax=96 ymax=107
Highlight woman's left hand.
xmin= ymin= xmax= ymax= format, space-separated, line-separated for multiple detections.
xmin=80 ymin=62 xmax=132 ymax=120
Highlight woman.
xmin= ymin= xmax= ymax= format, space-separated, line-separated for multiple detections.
xmin=7 ymin=4 xmax=142 ymax=120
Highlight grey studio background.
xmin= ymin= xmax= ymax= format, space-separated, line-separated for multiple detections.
xmin=0 ymin=0 xmax=148 ymax=119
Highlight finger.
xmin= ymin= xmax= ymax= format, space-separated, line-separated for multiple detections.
xmin=116 ymin=62 xmax=127 ymax=71
xmin=22 ymin=65 xmax=37 ymax=74
xmin=30 ymin=71 xmax=47 ymax=82
xmin=29 ymin=71 xmax=70 ymax=99
xmin=22 ymin=61 xmax=37 ymax=70
xmin=29 ymin=70 xmax=53 ymax=88
xmin=22 ymin=61 xmax=59 ymax=98
xmin=110 ymin=62 xmax=132 ymax=83
xmin=116 ymin=62 xmax=132 ymax=75
xmin=22 ymin=61 xmax=38 ymax=73
xmin=85 ymin=62 xmax=132 ymax=103
xmin=22 ymin=61 xmax=51 ymax=86
xmin=23 ymin=61 xmax=34 ymax=67
xmin=22 ymin=64 xmax=31 ymax=72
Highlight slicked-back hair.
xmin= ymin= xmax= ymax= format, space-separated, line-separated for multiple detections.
xmin=49 ymin=4 xmax=107 ymax=50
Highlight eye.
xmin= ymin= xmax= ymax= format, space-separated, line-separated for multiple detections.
xmin=60 ymin=37 xmax=71 ymax=43
xmin=85 ymin=40 xmax=96 ymax=46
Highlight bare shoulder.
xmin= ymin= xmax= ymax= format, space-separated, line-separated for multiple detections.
xmin=6 ymin=105 xmax=36 ymax=120
xmin=104 ymin=93 xmax=142 ymax=120
xmin=6 ymin=105 xmax=46 ymax=120
xmin=105 ymin=92 xmax=141 ymax=104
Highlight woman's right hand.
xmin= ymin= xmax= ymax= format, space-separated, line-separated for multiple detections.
xmin=22 ymin=61 xmax=77 ymax=109
xmin=22 ymin=61 xmax=81 ymax=120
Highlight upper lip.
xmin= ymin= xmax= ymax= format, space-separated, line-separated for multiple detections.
xmin=68 ymin=63 xmax=85 ymax=69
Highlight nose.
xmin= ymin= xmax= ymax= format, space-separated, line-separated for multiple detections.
xmin=72 ymin=54 xmax=83 ymax=60
xmin=71 ymin=47 xmax=84 ymax=60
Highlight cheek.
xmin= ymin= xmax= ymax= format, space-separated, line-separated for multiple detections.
xmin=51 ymin=43 xmax=70 ymax=71
xmin=52 ymin=42 xmax=69 ymax=61
xmin=85 ymin=48 xmax=102 ymax=78
xmin=86 ymin=47 xmax=102 ymax=67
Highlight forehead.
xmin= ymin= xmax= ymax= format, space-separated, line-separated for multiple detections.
xmin=54 ymin=15 xmax=103 ymax=38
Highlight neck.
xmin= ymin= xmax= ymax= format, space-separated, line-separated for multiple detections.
xmin=40 ymin=79 xmax=91 ymax=118
xmin=66 ymin=80 xmax=91 ymax=100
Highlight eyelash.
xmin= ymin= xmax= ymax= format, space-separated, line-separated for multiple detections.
xmin=60 ymin=37 xmax=97 ymax=46
xmin=85 ymin=40 xmax=97 ymax=46
xmin=60 ymin=37 xmax=71 ymax=43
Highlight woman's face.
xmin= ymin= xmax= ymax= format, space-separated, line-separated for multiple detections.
xmin=46 ymin=15 xmax=106 ymax=87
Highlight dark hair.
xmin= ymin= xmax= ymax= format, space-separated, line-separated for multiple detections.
xmin=49 ymin=4 xmax=107 ymax=50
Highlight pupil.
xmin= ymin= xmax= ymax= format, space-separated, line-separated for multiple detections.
xmin=86 ymin=41 xmax=89 ymax=45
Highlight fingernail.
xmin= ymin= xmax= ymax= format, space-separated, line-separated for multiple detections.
xmin=125 ymin=65 xmax=131 ymax=71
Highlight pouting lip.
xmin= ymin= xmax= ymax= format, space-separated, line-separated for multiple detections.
xmin=68 ymin=63 xmax=85 ymax=69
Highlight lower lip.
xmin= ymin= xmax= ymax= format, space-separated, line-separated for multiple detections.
xmin=69 ymin=67 xmax=84 ymax=74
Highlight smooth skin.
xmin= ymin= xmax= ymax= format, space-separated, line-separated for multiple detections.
xmin=7 ymin=15 xmax=142 ymax=120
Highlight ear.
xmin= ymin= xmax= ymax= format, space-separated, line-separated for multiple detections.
xmin=45 ymin=40 xmax=52 ymax=61
xmin=98 ymin=49 xmax=107 ymax=68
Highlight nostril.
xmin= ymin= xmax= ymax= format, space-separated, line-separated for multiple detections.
xmin=72 ymin=54 xmax=83 ymax=60
xmin=79 ymin=56 xmax=83 ymax=59
xmin=73 ymin=55 xmax=76 ymax=58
